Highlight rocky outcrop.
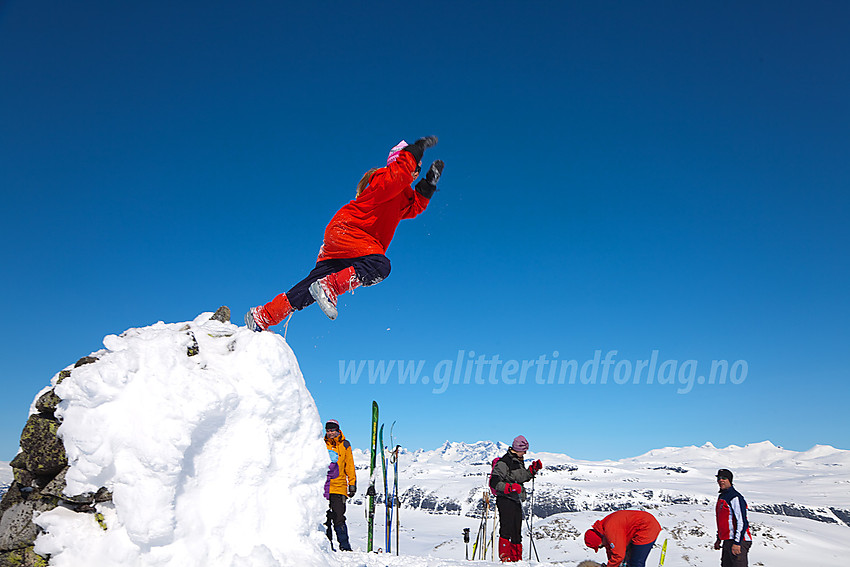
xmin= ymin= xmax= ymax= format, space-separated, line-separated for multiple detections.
xmin=402 ymin=487 xmax=463 ymax=515
xmin=0 ymin=355 xmax=106 ymax=566
xmin=0 ymin=546 xmax=47 ymax=567
xmin=0 ymin=308 xmax=231 ymax=566
xmin=830 ymin=507 xmax=850 ymax=527
xmin=750 ymin=502 xmax=850 ymax=527
xmin=0 ymin=364 xmax=79 ymax=565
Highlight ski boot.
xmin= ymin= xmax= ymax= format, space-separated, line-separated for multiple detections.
xmin=334 ymin=523 xmax=352 ymax=551
xmin=245 ymin=293 xmax=293 ymax=331
xmin=309 ymin=266 xmax=360 ymax=320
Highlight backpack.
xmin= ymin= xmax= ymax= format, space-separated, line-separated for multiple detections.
xmin=488 ymin=457 xmax=501 ymax=496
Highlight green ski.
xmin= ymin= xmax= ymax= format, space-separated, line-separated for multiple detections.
xmin=367 ymin=401 xmax=379 ymax=552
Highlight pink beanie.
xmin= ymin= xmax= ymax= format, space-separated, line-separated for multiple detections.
xmin=512 ymin=435 xmax=529 ymax=452
xmin=387 ymin=140 xmax=408 ymax=165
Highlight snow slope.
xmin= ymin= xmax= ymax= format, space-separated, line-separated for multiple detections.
xmin=31 ymin=314 xmax=332 ymax=567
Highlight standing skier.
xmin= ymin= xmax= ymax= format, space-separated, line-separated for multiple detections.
xmin=245 ymin=136 xmax=444 ymax=330
xmin=714 ymin=469 xmax=752 ymax=567
xmin=583 ymin=509 xmax=662 ymax=567
xmin=489 ymin=435 xmax=542 ymax=562
xmin=324 ymin=420 xmax=356 ymax=551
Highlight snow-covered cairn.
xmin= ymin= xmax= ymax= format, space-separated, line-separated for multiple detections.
xmin=0 ymin=309 xmax=332 ymax=567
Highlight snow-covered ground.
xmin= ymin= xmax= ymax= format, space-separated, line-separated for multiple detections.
xmin=335 ymin=441 xmax=850 ymax=567
xmin=4 ymin=314 xmax=848 ymax=566
xmin=332 ymin=506 xmax=850 ymax=567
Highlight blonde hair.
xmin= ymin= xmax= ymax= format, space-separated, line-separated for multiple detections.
xmin=356 ymin=168 xmax=379 ymax=197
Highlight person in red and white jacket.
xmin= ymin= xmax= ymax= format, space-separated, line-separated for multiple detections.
xmin=245 ymin=137 xmax=444 ymax=330
xmin=714 ymin=468 xmax=753 ymax=567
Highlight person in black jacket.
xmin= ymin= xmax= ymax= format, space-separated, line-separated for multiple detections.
xmin=489 ymin=435 xmax=542 ymax=562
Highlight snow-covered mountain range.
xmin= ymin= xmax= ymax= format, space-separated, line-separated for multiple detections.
xmin=339 ymin=439 xmax=850 ymax=566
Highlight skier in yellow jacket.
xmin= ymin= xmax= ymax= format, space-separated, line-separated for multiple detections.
xmin=324 ymin=419 xmax=356 ymax=551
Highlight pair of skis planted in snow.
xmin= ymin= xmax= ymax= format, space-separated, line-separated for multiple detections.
xmin=366 ymin=400 xmax=401 ymax=554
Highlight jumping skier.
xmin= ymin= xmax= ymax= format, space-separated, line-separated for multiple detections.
xmin=323 ymin=420 xmax=356 ymax=551
xmin=245 ymin=136 xmax=444 ymax=330
xmin=489 ymin=435 xmax=542 ymax=562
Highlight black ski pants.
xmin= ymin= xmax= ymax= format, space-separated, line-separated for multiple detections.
xmin=286 ymin=254 xmax=391 ymax=310
xmin=327 ymin=493 xmax=347 ymax=527
xmin=496 ymin=495 xmax=523 ymax=544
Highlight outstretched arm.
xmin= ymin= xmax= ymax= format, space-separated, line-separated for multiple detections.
xmin=402 ymin=160 xmax=444 ymax=219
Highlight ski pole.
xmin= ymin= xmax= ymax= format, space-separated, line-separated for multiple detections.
xmin=471 ymin=494 xmax=487 ymax=560
xmin=325 ymin=509 xmax=335 ymax=551
xmin=528 ymin=476 xmax=533 ymax=561
xmin=489 ymin=496 xmax=496 ymax=561
xmin=463 ymin=527 xmax=470 ymax=560
xmin=659 ymin=538 xmax=668 ymax=566
xmin=526 ymin=476 xmax=540 ymax=561
xmin=481 ymin=491 xmax=489 ymax=559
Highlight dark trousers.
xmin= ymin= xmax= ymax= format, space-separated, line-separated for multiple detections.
xmin=326 ymin=494 xmax=352 ymax=550
xmin=496 ymin=496 xmax=523 ymax=544
xmin=721 ymin=540 xmax=751 ymax=567
xmin=328 ymin=493 xmax=347 ymax=527
xmin=624 ymin=540 xmax=656 ymax=567
xmin=286 ymin=254 xmax=391 ymax=310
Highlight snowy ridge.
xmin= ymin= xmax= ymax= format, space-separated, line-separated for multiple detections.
xmin=354 ymin=439 xmax=850 ymax=516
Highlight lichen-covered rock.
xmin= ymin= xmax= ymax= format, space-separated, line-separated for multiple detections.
xmin=34 ymin=390 xmax=61 ymax=418
xmin=6 ymin=456 xmax=25 ymax=473
xmin=210 ymin=306 xmax=230 ymax=323
xmin=0 ymin=485 xmax=23 ymax=516
xmin=9 ymin=469 xmax=33 ymax=491
xmin=73 ymin=356 xmax=97 ymax=368
xmin=54 ymin=370 xmax=71 ymax=385
xmin=94 ymin=487 xmax=113 ymax=503
xmin=0 ymin=545 xmax=48 ymax=567
xmin=39 ymin=469 xmax=80 ymax=502
xmin=0 ymin=496 xmax=56 ymax=552
xmin=186 ymin=332 xmax=200 ymax=357
xmin=18 ymin=416 xmax=66 ymax=476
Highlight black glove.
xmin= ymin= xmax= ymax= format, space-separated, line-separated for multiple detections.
xmin=415 ymin=160 xmax=443 ymax=199
xmin=403 ymin=135 xmax=438 ymax=163
xmin=348 ymin=484 xmax=356 ymax=497
xmin=416 ymin=136 xmax=438 ymax=149
xmin=426 ymin=159 xmax=444 ymax=185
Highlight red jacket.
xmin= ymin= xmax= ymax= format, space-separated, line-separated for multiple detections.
xmin=593 ymin=510 xmax=662 ymax=567
xmin=317 ymin=150 xmax=430 ymax=261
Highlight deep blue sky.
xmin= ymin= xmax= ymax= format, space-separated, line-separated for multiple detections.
xmin=2 ymin=1 xmax=848 ymax=461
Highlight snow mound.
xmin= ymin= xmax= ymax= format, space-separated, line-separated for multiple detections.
xmin=34 ymin=313 xmax=333 ymax=567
